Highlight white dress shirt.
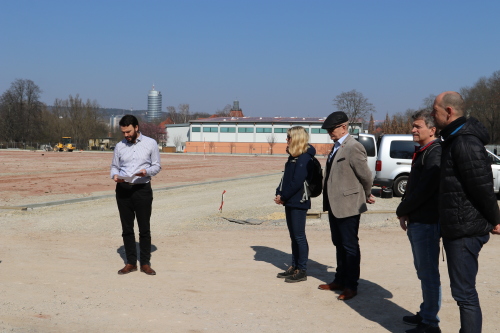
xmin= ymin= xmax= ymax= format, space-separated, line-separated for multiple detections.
xmin=110 ymin=133 xmax=161 ymax=184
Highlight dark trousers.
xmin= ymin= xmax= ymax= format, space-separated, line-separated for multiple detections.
xmin=443 ymin=234 xmax=489 ymax=333
xmin=116 ymin=182 xmax=153 ymax=266
xmin=328 ymin=210 xmax=361 ymax=291
xmin=285 ymin=206 xmax=309 ymax=271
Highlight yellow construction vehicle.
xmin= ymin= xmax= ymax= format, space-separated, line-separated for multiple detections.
xmin=53 ymin=137 xmax=76 ymax=152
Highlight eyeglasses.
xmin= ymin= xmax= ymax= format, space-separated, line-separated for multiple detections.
xmin=286 ymin=135 xmax=291 ymax=140
xmin=327 ymin=124 xmax=345 ymax=132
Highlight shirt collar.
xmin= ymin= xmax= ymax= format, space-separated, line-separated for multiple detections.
xmin=335 ymin=133 xmax=349 ymax=145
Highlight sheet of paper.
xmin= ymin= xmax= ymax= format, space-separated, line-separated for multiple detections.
xmin=117 ymin=175 xmax=135 ymax=183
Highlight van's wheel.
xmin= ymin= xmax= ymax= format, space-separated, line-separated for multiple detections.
xmin=393 ymin=176 xmax=408 ymax=197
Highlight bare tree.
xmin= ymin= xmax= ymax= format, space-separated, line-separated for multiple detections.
xmin=462 ymin=71 xmax=500 ymax=143
xmin=166 ymin=106 xmax=178 ymax=123
xmin=167 ymin=104 xmax=212 ymax=122
xmin=178 ymin=104 xmax=190 ymax=123
xmin=421 ymin=94 xmax=437 ymax=111
xmin=0 ymin=79 xmax=44 ymax=142
xmin=208 ymin=141 xmax=215 ymax=153
xmin=333 ymin=89 xmax=375 ymax=125
xmin=267 ymin=134 xmax=277 ymax=155
xmin=216 ymin=104 xmax=232 ymax=117
xmin=56 ymin=94 xmax=107 ymax=148
xmin=141 ymin=122 xmax=167 ymax=146
xmin=248 ymin=143 xmax=254 ymax=154
xmin=173 ymin=135 xmax=183 ymax=151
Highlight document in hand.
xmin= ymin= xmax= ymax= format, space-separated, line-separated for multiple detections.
xmin=117 ymin=175 xmax=135 ymax=183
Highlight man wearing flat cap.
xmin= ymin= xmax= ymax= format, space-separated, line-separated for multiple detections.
xmin=318 ymin=111 xmax=375 ymax=300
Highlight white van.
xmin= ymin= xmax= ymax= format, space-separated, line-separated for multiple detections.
xmin=488 ymin=150 xmax=500 ymax=193
xmin=373 ymin=134 xmax=500 ymax=196
xmin=354 ymin=133 xmax=377 ymax=179
xmin=373 ymin=135 xmax=416 ymax=196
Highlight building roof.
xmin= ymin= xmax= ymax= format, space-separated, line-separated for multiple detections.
xmin=164 ymin=123 xmax=190 ymax=128
xmin=190 ymin=116 xmax=327 ymax=124
xmin=159 ymin=118 xmax=175 ymax=127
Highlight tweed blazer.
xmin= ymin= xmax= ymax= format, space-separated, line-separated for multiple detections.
xmin=325 ymin=134 xmax=373 ymax=218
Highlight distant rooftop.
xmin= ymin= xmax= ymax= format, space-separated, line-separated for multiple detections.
xmin=190 ymin=116 xmax=327 ymax=123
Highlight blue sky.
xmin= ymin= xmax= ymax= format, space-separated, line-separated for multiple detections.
xmin=1 ymin=0 xmax=499 ymax=121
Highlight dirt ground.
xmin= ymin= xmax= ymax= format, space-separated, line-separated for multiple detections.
xmin=0 ymin=150 xmax=286 ymax=206
xmin=0 ymin=150 xmax=499 ymax=332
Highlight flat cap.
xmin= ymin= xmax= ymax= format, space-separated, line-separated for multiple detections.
xmin=321 ymin=111 xmax=348 ymax=129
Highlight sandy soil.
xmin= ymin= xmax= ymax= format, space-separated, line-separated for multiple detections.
xmin=0 ymin=151 xmax=499 ymax=332
xmin=0 ymin=151 xmax=285 ymax=206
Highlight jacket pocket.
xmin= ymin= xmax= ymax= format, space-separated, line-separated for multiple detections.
xmin=343 ymin=187 xmax=359 ymax=196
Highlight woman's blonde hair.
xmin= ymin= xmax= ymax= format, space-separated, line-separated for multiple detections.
xmin=287 ymin=126 xmax=309 ymax=157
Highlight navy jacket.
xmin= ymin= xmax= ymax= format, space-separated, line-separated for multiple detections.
xmin=276 ymin=145 xmax=316 ymax=210
xmin=439 ymin=117 xmax=500 ymax=239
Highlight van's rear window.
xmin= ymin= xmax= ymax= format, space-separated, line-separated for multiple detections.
xmin=356 ymin=136 xmax=376 ymax=157
xmin=390 ymin=141 xmax=419 ymax=159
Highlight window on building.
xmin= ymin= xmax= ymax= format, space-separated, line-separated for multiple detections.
xmin=256 ymin=127 xmax=272 ymax=133
xmin=238 ymin=127 xmax=254 ymax=133
xmin=203 ymin=127 xmax=218 ymax=132
xmin=220 ymin=127 xmax=236 ymax=133
xmin=192 ymin=127 xmax=201 ymax=132
xmin=274 ymin=128 xmax=288 ymax=133
xmin=311 ymin=128 xmax=327 ymax=134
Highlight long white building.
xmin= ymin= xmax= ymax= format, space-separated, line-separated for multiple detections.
xmin=166 ymin=116 xmax=363 ymax=154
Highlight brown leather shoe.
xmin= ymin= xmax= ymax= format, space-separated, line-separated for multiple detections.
xmin=338 ymin=288 xmax=357 ymax=300
xmin=140 ymin=264 xmax=156 ymax=275
xmin=318 ymin=282 xmax=344 ymax=291
xmin=118 ymin=264 xmax=137 ymax=275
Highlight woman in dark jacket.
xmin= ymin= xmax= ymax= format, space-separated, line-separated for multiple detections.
xmin=274 ymin=126 xmax=316 ymax=283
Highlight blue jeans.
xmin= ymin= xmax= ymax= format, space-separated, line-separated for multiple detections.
xmin=443 ymin=234 xmax=489 ymax=333
xmin=407 ymin=223 xmax=441 ymax=327
xmin=328 ymin=211 xmax=360 ymax=291
xmin=285 ymin=207 xmax=309 ymax=271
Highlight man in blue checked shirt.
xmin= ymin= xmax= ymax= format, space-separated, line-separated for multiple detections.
xmin=110 ymin=115 xmax=161 ymax=276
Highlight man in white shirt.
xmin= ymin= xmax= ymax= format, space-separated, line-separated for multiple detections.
xmin=110 ymin=115 xmax=161 ymax=275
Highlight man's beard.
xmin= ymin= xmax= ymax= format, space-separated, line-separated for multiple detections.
xmin=126 ymin=131 xmax=138 ymax=143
